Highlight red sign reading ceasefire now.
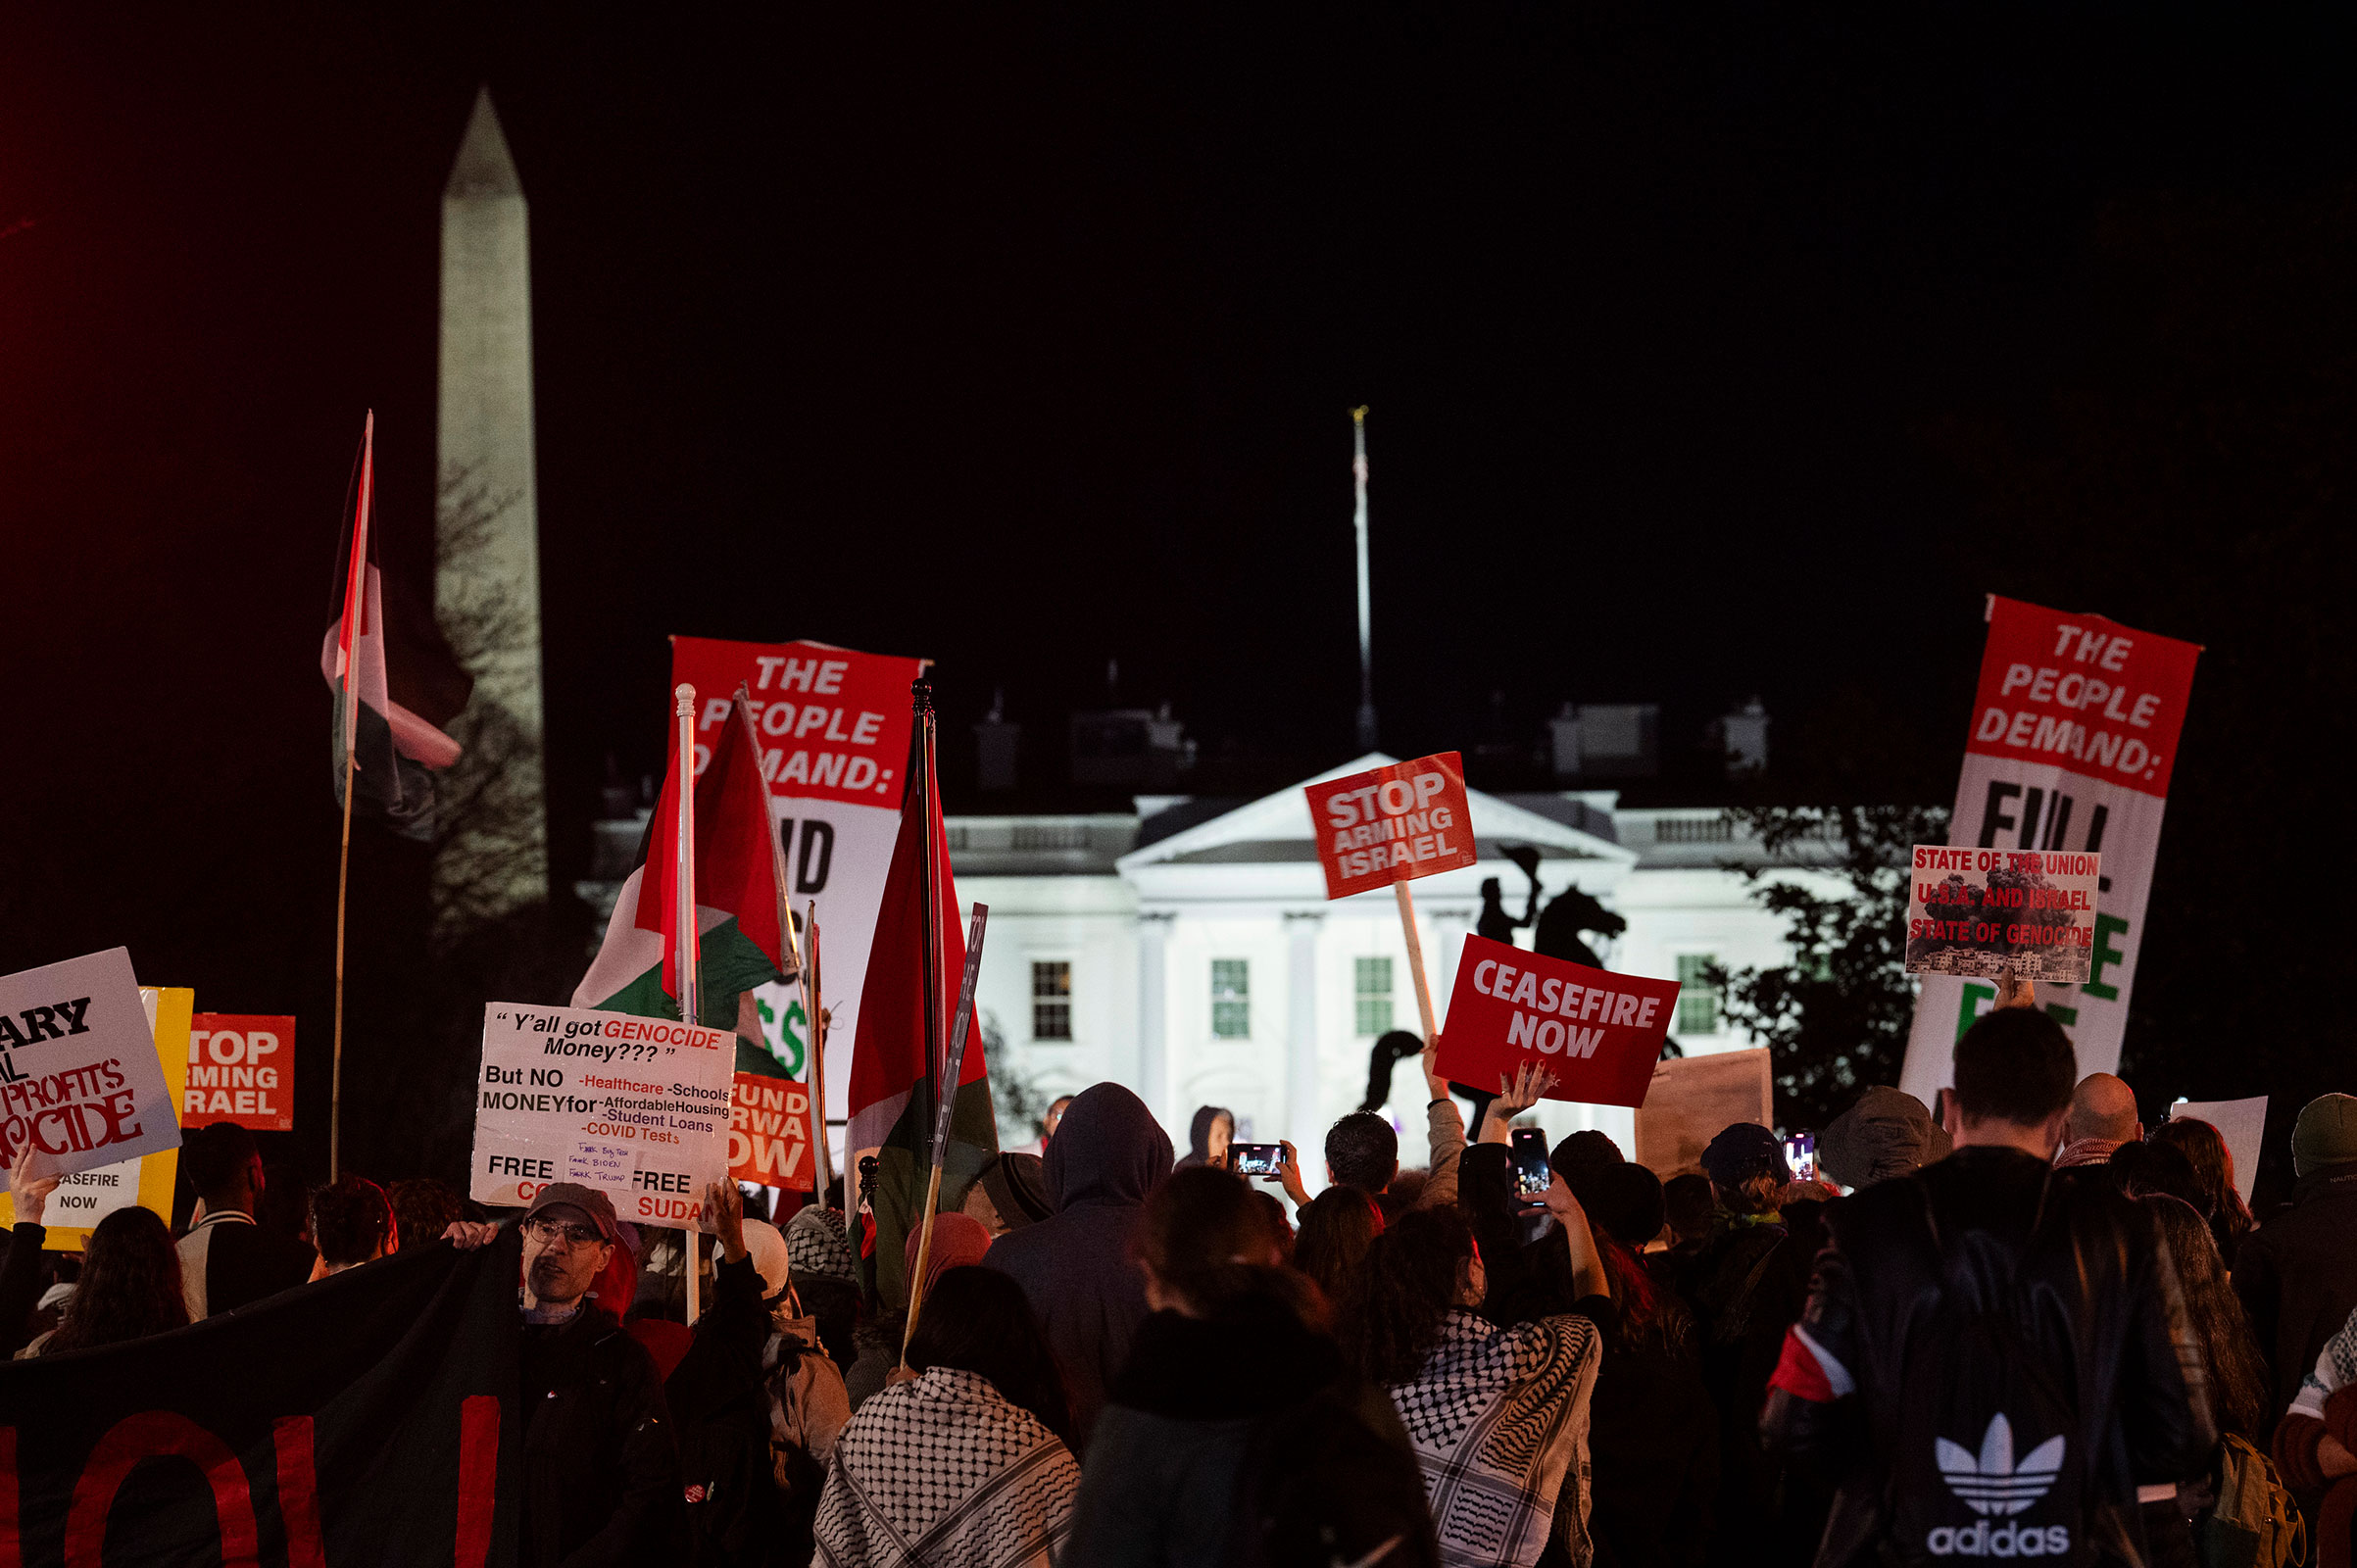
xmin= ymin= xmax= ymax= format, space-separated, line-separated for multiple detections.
xmin=1306 ymin=752 xmax=1478 ymax=901
xmin=1435 ymin=935 xmax=1681 ymax=1108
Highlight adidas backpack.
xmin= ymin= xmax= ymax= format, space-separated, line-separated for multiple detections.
xmin=1884 ymin=1181 xmax=2092 ymax=1566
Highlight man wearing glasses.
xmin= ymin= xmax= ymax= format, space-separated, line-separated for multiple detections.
xmin=449 ymin=1182 xmax=682 ymax=1564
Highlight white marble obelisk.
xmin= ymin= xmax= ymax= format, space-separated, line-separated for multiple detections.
xmin=433 ymin=87 xmax=548 ymax=930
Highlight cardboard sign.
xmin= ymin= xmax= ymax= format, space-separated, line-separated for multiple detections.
xmin=182 ymin=1013 xmax=296 ymax=1131
xmin=0 ymin=985 xmax=191 ymax=1249
xmin=0 ymin=948 xmax=181 ymax=1183
xmin=1306 ymin=752 xmax=1477 ymax=901
xmin=1900 ymin=597 xmax=2201 ymax=1099
xmin=469 ymin=1003 xmax=735 ymax=1232
xmin=727 ymin=1072 xmax=813 ymax=1190
xmin=1635 ymin=1048 xmax=1773 ymax=1178
xmin=671 ymin=635 xmax=927 ymax=1136
xmin=1904 ymin=847 xmax=2102 ymax=984
xmin=2168 ymin=1097 xmax=2267 ymax=1204
xmin=1434 ymin=935 xmax=1681 ymax=1108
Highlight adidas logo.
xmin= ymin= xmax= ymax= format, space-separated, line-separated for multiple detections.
xmin=1937 ymin=1413 xmax=2065 ymax=1517
xmin=1926 ymin=1414 xmax=2071 ymax=1558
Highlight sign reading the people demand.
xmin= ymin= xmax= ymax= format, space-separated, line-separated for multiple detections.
xmin=470 ymin=1002 xmax=733 ymax=1231
xmin=1898 ymin=597 xmax=2201 ymax=1101
xmin=182 ymin=1013 xmax=296 ymax=1131
xmin=1904 ymin=847 xmax=2102 ymax=983
xmin=0 ymin=948 xmax=180 ymax=1184
xmin=728 ymin=1070 xmax=813 ymax=1190
xmin=1306 ymin=752 xmax=1478 ymax=901
xmin=1435 ymin=935 xmax=1681 ymax=1108
xmin=670 ymin=635 xmax=925 ymax=1144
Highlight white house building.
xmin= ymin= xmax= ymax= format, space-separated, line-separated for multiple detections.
xmin=950 ymin=754 xmax=1820 ymax=1176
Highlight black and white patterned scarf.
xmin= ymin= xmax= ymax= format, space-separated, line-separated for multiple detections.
xmin=813 ymin=1366 xmax=1080 ymax=1568
xmin=1387 ymin=1309 xmax=1602 ymax=1568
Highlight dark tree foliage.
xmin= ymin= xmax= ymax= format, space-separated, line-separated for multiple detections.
xmin=1707 ymin=804 xmax=1947 ymax=1133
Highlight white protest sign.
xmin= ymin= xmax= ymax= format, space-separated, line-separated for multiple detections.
xmin=1905 ymin=846 xmax=2102 ymax=983
xmin=2169 ymin=1097 xmax=2268 ymax=1204
xmin=469 ymin=1002 xmax=734 ymax=1232
xmin=0 ymin=948 xmax=180 ymax=1183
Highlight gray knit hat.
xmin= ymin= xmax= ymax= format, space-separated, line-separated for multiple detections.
xmin=1820 ymin=1086 xmax=1951 ymax=1190
xmin=2292 ymin=1093 xmax=2357 ymax=1178
xmin=783 ymin=1205 xmax=856 ymax=1284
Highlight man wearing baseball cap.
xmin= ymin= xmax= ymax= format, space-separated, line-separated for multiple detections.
xmin=448 ymin=1183 xmax=682 ymax=1564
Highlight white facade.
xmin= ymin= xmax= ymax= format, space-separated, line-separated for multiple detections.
xmin=952 ymin=755 xmax=1828 ymax=1188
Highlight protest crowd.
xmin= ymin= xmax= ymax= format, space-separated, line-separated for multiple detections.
xmin=5 ymin=984 xmax=2355 ymax=1568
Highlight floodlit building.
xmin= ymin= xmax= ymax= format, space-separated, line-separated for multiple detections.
xmin=949 ymin=756 xmax=1829 ymax=1171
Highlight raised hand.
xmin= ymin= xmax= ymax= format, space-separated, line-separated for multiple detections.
xmin=8 ymin=1145 xmax=61 ymax=1227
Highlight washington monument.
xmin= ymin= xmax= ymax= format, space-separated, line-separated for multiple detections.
xmin=433 ymin=87 xmax=548 ymax=934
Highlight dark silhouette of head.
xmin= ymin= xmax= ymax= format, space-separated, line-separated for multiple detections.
xmin=1351 ymin=1205 xmax=1476 ymax=1385
xmin=1952 ymin=1007 xmax=2076 ymax=1130
xmin=1325 ymin=1111 xmax=1400 ymax=1195
xmin=906 ymin=1265 xmax=1074 ymax=1443
xmin=49 ymin=1206 xmax=188 ymax=1354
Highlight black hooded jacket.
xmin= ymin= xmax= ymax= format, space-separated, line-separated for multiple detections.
xmin=1175 ymin=1104 xmax=1234 ymax=1170
xmin=1762 ymin=1147 xmax=2214 ymax=1568
xmin=983 ymin=1082 xmax=1172 ymax=1446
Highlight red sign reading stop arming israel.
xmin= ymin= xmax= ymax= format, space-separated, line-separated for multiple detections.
xmin=1306 ymin=753 xmax=1478 ymax=901
xmin=1435 ymin=936 xmax=1681 ymax=1108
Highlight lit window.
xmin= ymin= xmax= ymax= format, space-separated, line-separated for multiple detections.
xmin=1211 ymin=959 xmax=1251 ymax=1039
xmin=1030 ymin=961 xmax=1072 ymax=1041
xmin=1676 ymin=955 xmax=1720 ymax=1036
xmin=1354 ymin=956 xmax=1393 ymax=1036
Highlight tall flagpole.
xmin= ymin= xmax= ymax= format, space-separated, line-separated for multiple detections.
xmin=330 ymin=411 xmax=376 ymax=1184
xmin=673 ymin=683 xmax=705 ymax=1325
xmin=803 ymin=905 xmax=834 ymax=1201
xmin=1352 ymin=407 xmax=1378 ymax=752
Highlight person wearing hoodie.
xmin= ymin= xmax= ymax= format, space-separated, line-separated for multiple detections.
xmin=984 ymin=1082 xmax=1172 ymax=1447
xmin=1174 ymin=1105 xmax=1235 ymax=1171
xmin=1815 ymin=1086 xmax=1950 ymax=1192
xmin=1065 ymin=1165 xmax=1439 ymax=1567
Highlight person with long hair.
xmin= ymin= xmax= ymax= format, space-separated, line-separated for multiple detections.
xmin=2136 ymin=1195 xmax=2272 ymax=1565
xmin=2151 ymin=1116 xmax=2256 ymax=1267
xmin=813 ymin=1265 xmax=1078 ymax=1568
xmin=1296 ymin=1185 xmax=1383 ymax=1323
xmin=1067 ymin=1165 xmax=1439 ymax=1567
xmin=1354 ymin=1185 xmax=1607 ymax=1567
xmin=31 ymin=1206 xmax=188 ymax=1356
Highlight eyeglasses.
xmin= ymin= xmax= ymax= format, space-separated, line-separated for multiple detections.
xmin=523 ymin=1217 xmax=605 ymax=1249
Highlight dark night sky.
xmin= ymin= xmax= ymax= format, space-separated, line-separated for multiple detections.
xmin=4 ymin=7 xmax=2351 ymax=1122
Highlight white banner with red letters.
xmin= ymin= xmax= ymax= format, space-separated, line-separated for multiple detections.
xmin=1899 ymin=597 xmax=2200 ymax=1099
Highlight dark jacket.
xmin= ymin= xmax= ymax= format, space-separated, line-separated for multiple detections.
xmin=1762 ymin=1147 xmax=2215 ymax=1568
xmin=664 ymin=1254 xmax=805 ymax=1567
xmin=2234 ymin=1168 xmax=2357 ymax=1419
xmin=984 ymin=1082 xmax=1171 ymax=1446
xmin=520 ymin=1301 xmax=683 ymax=1568
xmin=1065 ymin=1292 xmax=1440 ymax=1568
xmin=1 ymin=1221 xmax=48 ymax=1353
xmin=177 ymin=1210 xmax=317 ymax=1317
xmin=1682 ymin=1206 xmax=1815 ymax=1567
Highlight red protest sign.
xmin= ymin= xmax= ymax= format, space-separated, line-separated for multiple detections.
xmin=1306 ymin=752 xmax=1477 ymax=901
xmin=1965 ymin=597 xmax=2202 ymax=800
xmin=670 ymin=636 xmax=922 ymax=807
xmin=183 ymin=1015 xmax=296 ymax=1131
xmin=1434 ymin=936 xmax=1680 ymax=1109
xmin=727 ymin=1072 xmax=814 ymax=1191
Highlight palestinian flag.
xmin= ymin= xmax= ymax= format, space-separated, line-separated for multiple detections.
xmin=572 ymin=687 xmax=789 ymax=1028
xmin=847 ymin=717 xmax=997 ymax=1307
xmin=319 ymin=412 xmax=473 ymax=840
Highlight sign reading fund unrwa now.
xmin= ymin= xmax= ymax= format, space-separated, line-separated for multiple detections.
xmin=1307 ymin=753 xmax=1478 ymax=901
xmin=1435 ymin=936 xmax=1681 ymax=1108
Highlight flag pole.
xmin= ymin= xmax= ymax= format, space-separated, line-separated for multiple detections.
xmin=673 ymin=683 xmax=704 ymax=1326
xmin=329 ymin=411 xmax=376 ymax=1184
xmin=904 ymin=904 xmax=988 ymax=1364
xmin=804 ymin=905 xmax=834 ymax=1201
xmin=898 ymin=681 xmax=946 ymax=1342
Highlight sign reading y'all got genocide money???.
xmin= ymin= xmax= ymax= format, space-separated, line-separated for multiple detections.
xmin=0 ymin=948 xmax=180 ymax=1184
xmin=1307 ymin=752 xmax=1478 ymax=901
xmin=470 ymin=1002 xmax=733 ymax=1232
xmin=1434 ymin=935 xmax=1682 ymax=1109
xmin=1905 ymin=847 xmax=2103 ymax=983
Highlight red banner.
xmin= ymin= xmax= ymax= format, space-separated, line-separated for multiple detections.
xmin=1435 ymin=936 xmax=1679 ymax=1108
xmin=669 ymin=637 xmax=921 ymax=807
xmin=183 ymin=1015 xmax=295 ymax=1131
xmin=1964 ymin=598 xmax=2201 ymax=799
xmin=728 ymin=1072 xmax=813 ymax=1191
xmin=1306 ymin=752 xmax=1477 ymax=901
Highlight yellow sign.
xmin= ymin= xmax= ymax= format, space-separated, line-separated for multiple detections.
xmin=0 ymin=986 xmax=190 ymax=1249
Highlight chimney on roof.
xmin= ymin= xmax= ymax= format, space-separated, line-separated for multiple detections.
xmin=1712 ymin=698 xmax=1771 ymax=776
xmin=976 ymin=689 xmax=1020 ymax=791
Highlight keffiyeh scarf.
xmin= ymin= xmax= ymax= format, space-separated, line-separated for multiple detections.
xmin=2292 ymin=1305 xmax=2357 ymax=1423
xmin=813 ymin=1366 xmax=1079 ymax=1568
xmin=1388 ymin=1310 xmax=1603 ymax=1568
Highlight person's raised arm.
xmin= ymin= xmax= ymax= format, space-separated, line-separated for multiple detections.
xmin=1542 ymin=1171 xmax=1607 ymax=1303
xmin=2 ymin=1146 xmax=61 ymax=1350
xmin=1479 ymin=1062 xmax=1557 ymax=1146
xmin=1417 ymin=1037 xmax=1470 ymax=1210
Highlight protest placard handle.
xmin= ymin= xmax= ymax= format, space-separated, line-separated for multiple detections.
xmin=1395 ymin=880 xmax=1440 ymax=1044
xmin=330 ymin=740 xmax=354 ymax=1182
xmin=674 ymin=684 xmax=704 ymax=1327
